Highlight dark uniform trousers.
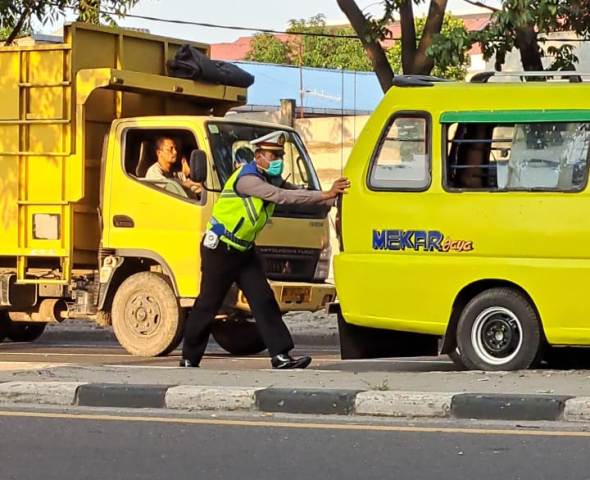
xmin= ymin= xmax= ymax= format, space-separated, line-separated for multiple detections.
xmin=182 ymin=239 xmax=294 ymax=365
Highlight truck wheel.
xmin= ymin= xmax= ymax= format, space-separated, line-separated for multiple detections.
xmin=0 ymin=312 xmax=8 ymax=343
xmin=456 ymin=288 xmax=542 ymax=371
xmin=212 ymin=315 xmax=266 ymax=356
xmin=7 ymin=322 xmax=47 ymax=342
xmin=112 ymin=272 xmax=183 ymax=357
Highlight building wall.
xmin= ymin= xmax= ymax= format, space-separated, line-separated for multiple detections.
xmin=295 ymin=115 xmax=369 ymax=187
xmin=486 ymin=32 xmax=590 ymax=72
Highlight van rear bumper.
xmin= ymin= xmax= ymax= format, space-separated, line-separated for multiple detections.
xmin=235 ymin=281 xmax=337 ymax=313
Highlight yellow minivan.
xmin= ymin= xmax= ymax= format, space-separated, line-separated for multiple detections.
xmin=334 ymin=72 xmax=590 ymax=371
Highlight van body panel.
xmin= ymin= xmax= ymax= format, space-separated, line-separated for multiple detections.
xmin=337 ymin=81 xmax=590 ymax=350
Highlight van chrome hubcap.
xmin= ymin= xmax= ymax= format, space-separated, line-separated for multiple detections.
xmin=471 ymin=307 xmax=523 ymax=366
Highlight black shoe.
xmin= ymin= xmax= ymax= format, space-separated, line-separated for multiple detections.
xmin=179 ymin=359 xmax=199 ymax=368
xmin=271 ymin=353 xmax=312 ymax=369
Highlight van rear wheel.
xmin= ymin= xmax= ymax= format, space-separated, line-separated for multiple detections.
xmin=212 ymin=314 xmax=266 ymax=356
xmin=456 ymin=288 xmax=542 ymax=371
xmin=111 ymin=272 xmax=183 ymax=357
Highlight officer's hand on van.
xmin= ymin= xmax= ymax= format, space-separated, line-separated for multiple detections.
xmin=322 ymin=177 xmax=350 ymax=200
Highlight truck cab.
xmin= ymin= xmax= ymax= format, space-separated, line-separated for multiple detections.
xmin=101 ymin=116 xmax=334 ymax=355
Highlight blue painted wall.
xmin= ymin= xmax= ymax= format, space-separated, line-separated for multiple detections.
xmin=234 ymin=61 xmax=383 ymax=112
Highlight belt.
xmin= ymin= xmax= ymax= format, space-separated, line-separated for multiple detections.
xmin=210 ymin=217 xmax=252 ymax=249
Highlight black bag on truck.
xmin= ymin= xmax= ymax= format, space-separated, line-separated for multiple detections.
xmin=167 ymin=44 xmax=255 ymax=88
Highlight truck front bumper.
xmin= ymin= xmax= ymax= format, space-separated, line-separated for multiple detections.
xmin=235 ymin=281 xmax=336 ymax=313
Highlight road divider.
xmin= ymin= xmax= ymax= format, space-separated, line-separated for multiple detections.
xmin=1 ymin=381 xmax=590 ymax=422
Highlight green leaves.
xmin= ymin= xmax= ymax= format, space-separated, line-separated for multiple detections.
xmin=1 ymin=1 xmax=140 ymax=44
xmin=246 ymin=14 xmax=373 ymax=71
xmin=392 ymin=14 xmax=470 ymax=79
xmin=245 ymin=33 xmax=290 ymax=65
xmin=467 ymin=0 xmax=590 ymax=71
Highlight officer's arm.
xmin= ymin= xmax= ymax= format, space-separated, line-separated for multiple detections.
xmin=236 ymin=175 xmax=336 ymax=206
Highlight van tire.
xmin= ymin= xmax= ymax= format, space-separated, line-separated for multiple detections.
xmin=456 ymin=288 xmax=542 ymax=371
xmin=112 ymin=272 xmax=183 ymax=357
xmin=448 ymin=348 xmax=467 ymax=370
xmin=212 ymin=314 xmax=266 ymax=356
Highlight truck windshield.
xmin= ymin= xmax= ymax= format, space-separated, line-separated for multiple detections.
xmin=206 ymin=122 xmax=321 ymax=191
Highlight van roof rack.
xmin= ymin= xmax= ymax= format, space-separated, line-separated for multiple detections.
xmin=391 ymin=75 xmax=450 ymax=87
xmin=470 ymin=71 xmax=590 ymax=83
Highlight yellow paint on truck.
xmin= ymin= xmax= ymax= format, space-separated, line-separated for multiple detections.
xmin=0 ymin=23 xmax=335 ymax=356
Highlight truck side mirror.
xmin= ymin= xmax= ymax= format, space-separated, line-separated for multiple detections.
xmin=189 ymin=149 xmax=207 ymax=183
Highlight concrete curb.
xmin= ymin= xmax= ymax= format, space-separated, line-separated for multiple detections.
xmin=1 ymin=382 xmax=589 ymax=422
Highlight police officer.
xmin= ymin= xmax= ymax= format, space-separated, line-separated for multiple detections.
xmin=180 ymin=131 xmax=350 ymax=369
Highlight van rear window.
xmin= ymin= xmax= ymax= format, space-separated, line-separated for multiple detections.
xmin=368 ymin=115 xmax=430 ymax=191
xmin=445 ymin=121 xmax=590 ymax=191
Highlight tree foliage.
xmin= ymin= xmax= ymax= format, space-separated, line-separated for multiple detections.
xmin=388 ymin=13 xmax=469 ymax=79
xmin=287 ymin=14 xmax=373 ymax=71
xmin=0 ymin=0 xmax=139 ymax=45
xmin=246 ymin=12 xmax=467 ymax=80
xmin=245 ymin=33 xmax=290 ymax=65
xmin=246 ymin=14 xmax=373 ymax=71
xmin=435 ymin=0 xmax=590 ymax=72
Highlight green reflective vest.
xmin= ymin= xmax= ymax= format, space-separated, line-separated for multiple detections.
xmin=207 ymin=163 xmax=276 ymax=252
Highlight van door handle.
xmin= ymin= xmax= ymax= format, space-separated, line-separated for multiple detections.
xmin=113 ymin=215 xmax=135 ymax=228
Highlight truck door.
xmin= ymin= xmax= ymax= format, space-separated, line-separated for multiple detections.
xmin=103 ymin=123 xmax=210 ymax=298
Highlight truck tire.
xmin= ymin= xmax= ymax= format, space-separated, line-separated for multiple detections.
xmin=212 ymin=315 xmax=266 ymax=356
xmin=456 ymin=288 xmax=542 ymax=371
xmin=111 ymin=272 xmax=183 ymax=357
xmin=6 ymin=322 xmax=47 ymax=342
xmin=0 ymin=311 xmax=8 ymax=343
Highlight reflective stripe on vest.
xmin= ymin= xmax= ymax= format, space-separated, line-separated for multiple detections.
xmin=207 ymin=163 xmax=275 ymax=252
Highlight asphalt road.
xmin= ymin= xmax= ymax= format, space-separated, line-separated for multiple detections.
xmin=1 ymin=410 xmax=589 ymax=480
xmin=0 ymin=338 xmax=458 ymax=372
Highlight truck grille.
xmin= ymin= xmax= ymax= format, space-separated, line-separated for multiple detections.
xmin=256 ymin=247 xmax=320 ymax=282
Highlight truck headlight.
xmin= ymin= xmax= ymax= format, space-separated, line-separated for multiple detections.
xmin=313 ymin=245 xmax=332 ymax=281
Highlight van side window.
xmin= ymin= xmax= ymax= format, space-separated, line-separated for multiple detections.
xmin=368 ymin=115 xmax=430 ymax=190
xmin=446 ymin=122 xmax=590 ymax=191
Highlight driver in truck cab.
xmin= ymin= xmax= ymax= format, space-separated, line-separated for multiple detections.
xmin=145 ymin=136 xmax=202 ymax=197
xmin=180 ymin=131 xmax=351 ymax=369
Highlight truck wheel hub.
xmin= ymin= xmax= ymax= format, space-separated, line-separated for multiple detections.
xmin=128 ymin=294 xmax=160 ymax=336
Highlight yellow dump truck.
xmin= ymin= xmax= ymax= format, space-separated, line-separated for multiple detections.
xmin=0 ymin=23 xmax=335 ymax=356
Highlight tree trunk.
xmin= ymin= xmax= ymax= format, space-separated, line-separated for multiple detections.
xmin=515 ymin=25 xmax=544 ymax=71
xmin=399 ymin=0 xmax=417 ymax=74
xmin=413 ymin=0 xmax=448 ymax=75
xmin=4 ymin=7 xmax=31 ymax=46
xmin=337 ymin=0 xmax=394 ymax=93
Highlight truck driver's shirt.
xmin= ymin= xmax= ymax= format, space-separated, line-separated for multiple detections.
xmin=145 ymin=162 xmax=186 ymax=182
